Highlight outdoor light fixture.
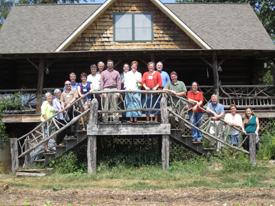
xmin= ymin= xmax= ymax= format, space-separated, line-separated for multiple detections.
xmin=218 ymin=66 xmax=223 ymax=72
xmin=45 ymin=67 xmax=50 ymax=74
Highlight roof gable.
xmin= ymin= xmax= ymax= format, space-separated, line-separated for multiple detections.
xmin=65 ymin=0 xmax=201 ymax=51
xmin=56 ymin=0 xmax=210 ymax=51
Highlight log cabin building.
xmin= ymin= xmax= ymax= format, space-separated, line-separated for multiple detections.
xmin=0 ymin=0 xmax=275 ymax=133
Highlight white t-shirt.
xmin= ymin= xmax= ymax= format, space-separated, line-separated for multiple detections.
xmin=87 ymin=73 xmax=101 ymax=91
xmin=224 ymin=113 xmax=243 ymax=135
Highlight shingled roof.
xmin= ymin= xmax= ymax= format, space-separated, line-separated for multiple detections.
xmin=0 ymin=2 xmax=274 ymax=54
xmin=0 ymin=4 xmax=101 ymax=53
xmin=165 ymin=3 xmax=275 ymax=50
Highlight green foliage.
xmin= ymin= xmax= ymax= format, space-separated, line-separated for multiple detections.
xmin=220 ymin=150 xmax=254 ymax=172
xmin=176 ymin=0 xmax=275 ymax=41
xmin=257 ymin=119 xmax=275 ymax=160
xmin=0 ymin=93 xmax=23 ymax=142
xmin=0 ymin=0 xmax=13 ymax=28
xmin=53 ymin=151 xmax=79 ymax=174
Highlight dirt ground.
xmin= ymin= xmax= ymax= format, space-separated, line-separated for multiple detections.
xmin=1 ymin=186 xmax=275 ymax=206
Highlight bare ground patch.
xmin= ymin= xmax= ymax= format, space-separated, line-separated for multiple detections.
xmin=1 ymin=186 xmax=275 ymax=205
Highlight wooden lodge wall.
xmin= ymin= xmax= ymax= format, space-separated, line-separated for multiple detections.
xmin=65 ymin=0 xmax=200 ymax=51
xmin=0 ymin=56 xmax=264 ymax=89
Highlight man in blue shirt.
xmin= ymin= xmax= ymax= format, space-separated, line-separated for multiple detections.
xmin=206 ymin=94 xmax=225 ymax=148
xmin=156 ymin=62 xmax=170 ymax=88
xmin=63 ymin=72 xmax=79 ymax=91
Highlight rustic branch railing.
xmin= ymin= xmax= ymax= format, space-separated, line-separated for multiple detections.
xmin=0 ymin=88 xmax=62 ymax=114
xmin=166 ymin=93 xmax=250 ymax=154
xmin=1 ymin=85 xmax=275 ymax=115
xmin=12 ymin=89 xmax=259 ymax=172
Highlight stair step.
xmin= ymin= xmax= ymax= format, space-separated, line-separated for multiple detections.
xmin=56 ymin=145 xmax=66 ymax=157
xmin=66 ymin=137 xmax=78 ymax=150
xmin=181 ymin=135 xmax=192 ymax=138
xmin=33 ymin=159 xmax=45 ymax=166
xmin=16 ymin=172 xmax=46 ymax=177
xmin=44 ymin=152 xmax=56 ymax=165
xmin=17 ymin=168 xmax=54 ymax=173
xmin=192 ymin=141 xmax=203 ymax=144
xmin=203 ymin=148 xmax=215 ymax=151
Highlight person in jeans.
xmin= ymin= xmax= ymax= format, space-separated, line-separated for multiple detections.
xmin=61 ymin=81 xmax=78 ymax=138
xmin=187 ymin=82 xmax=204 ymax=142
xmin=163 ymin=71 xmax=187 ymax=133
xmin=206 ymin=94 xmax=225 ymax=149
xmin=53 ymin=89 xmax=67 ymax=146
xmin=100 ymin=59 xmax=121 ymax=123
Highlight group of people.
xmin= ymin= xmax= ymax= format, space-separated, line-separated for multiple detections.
xmin=40 ymin=59 xmax=260 ymax=155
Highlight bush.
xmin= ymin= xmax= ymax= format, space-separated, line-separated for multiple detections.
xmin=257 ymin=119 xmax=275 ymax=160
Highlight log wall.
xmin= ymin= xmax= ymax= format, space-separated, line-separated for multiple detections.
xmin=65 ymin=0 xmax=200 ymax=51
xmin=0 ymin=56 xmax=260 ymax=89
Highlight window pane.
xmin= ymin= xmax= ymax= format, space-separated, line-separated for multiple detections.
xmin=115 ymin=28 xmax=132 ymax=41
xmin=135 ymin=28 xmax=152 ymax=41
xmin=115 ymin=14 xmax=132 ymax=28
xmin=135 ymin=14 xmax=152 ymax=28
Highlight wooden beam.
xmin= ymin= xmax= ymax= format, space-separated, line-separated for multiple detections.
xmin=212 ymin=52 xmax=219 ymax=98
xmin=10 ymin=138 xmax=18 ymax=174
xmin=2 ymin=115 xmax=40 ymax=123
xmin=199 ymin=56 xmax=212 ymax=68
xmin=150 ymin=53 xmax=155 ymax=64
xmin=87 ymin=135 xmax=97 ymax=174
xmin=24 ymin=139 xmax=31 ymax=167
xmin=162 ymin=135 xmax=170 ymax=170
xmin=249 ymin=133 xmax=256 ymax=166
xmin=87 ymin=98 xmax=98 ymax=174
xmin=36 ymin=56 xmax=45 ymax=114
xmin=26 ymin=58 xmax=39 ymax=70
xmin=87 ymin=123 xmax=170 ymax=136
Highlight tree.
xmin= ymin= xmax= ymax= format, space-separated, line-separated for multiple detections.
xmin=0 ymin=0 xmax=13 ymax=28
xmin=175 ymin=0 xmax=275 ymax=41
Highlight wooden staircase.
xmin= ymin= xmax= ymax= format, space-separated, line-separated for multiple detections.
xmin=169 ymin=129 xmax=215 ymax=156
xmin=34 ymin=130 xmax=87 ymax=165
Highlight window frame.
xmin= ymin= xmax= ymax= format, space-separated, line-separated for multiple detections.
xmin=113 ymin=12 xmax=154 ymax=43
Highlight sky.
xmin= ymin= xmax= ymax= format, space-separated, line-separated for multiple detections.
xmin=89 ymin=0 xmax=177 ymax=3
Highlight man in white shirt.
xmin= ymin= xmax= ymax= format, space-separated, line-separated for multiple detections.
xmin=87 ymin=64 xmax=102 ymax=122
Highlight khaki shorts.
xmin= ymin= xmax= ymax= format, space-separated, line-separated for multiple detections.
xmin=78 ymin=99 xmax=91 ymax=110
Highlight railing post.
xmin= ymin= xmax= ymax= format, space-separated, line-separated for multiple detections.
xmin=249 ymin=133 xmax=257 ymax=166
xmin=160 ymin=95 xmax=169 ymax=170
xmin=24 ymin=139 xmax=31 ymax=167
xmin=87 ymin=98 xmax=98 ymax=174
xmin=10 ymin=138 xmax=18 ymax=174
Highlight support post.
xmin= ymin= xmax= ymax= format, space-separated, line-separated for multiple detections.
xmin=87 ymin=135 xmax=97 ymax=174
xmin=160 ymin=96 xmax=169 ymax=170
xmin=212 ymin=52 xmax=219 ymax=98
xmin=24 ymin=139 xmax=31 ymax=167
xmin=87 ymin=98 xmax=98 ymax=174
xmin=162 ymin=135 xmax=170 ymax=170
xmin=36 ymin=56 xmax=45 ymax=114
xmin=249 ymin=133 xmax=257 ymax=166
xmin=10 ymin=138 xmax=18 ymax=174
xmin=150 ymin=53 xmax=155 ymax=64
